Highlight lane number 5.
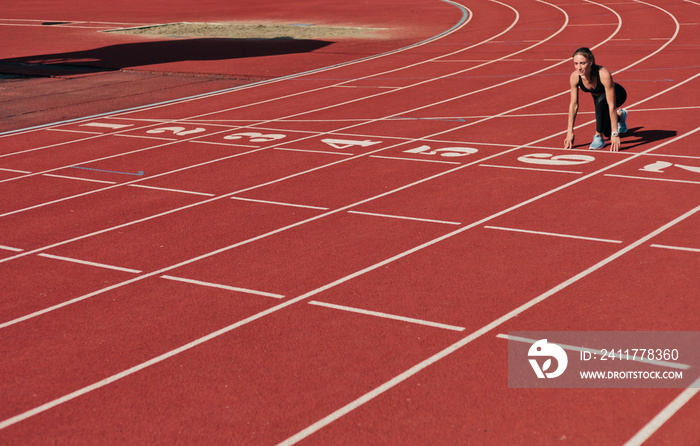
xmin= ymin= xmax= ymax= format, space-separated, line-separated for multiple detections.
xmin=404 ymin=145 xmax=478 ymax=157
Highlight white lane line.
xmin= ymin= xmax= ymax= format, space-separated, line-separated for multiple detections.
xmin=0 ymin=19 xmax=145 ymax=25
xmin=270 ymin=16 xmax=700 ymax=425
xmin=0 ymin=120 xmax=167 ymax=159
xmin=81 ymin=122 xmax=134 ymax=129
xmin=114 ymin=134 xmax=177 ymax=142
xmin=0 ymin=126 xmax=252 ymax=217
xmin=0 ymin=0 xmax=630 ymax=179
xmin=37 ymin=254 xmax=142 ymax=274
xmin=0 ymin=0 xmax=563 ymax=221
xmin=370 ymin=155 xmax=461 ymax=165
xmin=46 ymin=129 xmax=103 ymax=135
xmin=634 ymin=152 xmax=700 ymax=160
xmin=250 ymin=0 xmax=559 ymax=135
xmin=420 ymin=0 xmax=681 ymax=152
xmin=333 ymin=85 xmax=400 ymax=90
xmin=230 ymin=196 xmax=329 ymax=210
xmin=364 ymin=106 xmax=700 ymax=121
xmin=496 ymin=334 xmax=691 ymax=370
xmin=632 ymin=106 xmax=700 ymax=112
xmin=2 ymin=100 xmax=696 ymax=439
xmin=0 ymin=168 xmax=32 ymax=174
xmin=0 ymin=245 xmax=23 ymax=252
xmin=348 ymin=210 xmax=462 ymax=226
xmin=280 ymin=2 xmax=612 ymax=162
xmin=480 ymin=164 xmax=583 ymax=174
xmin=650 ymin=244 xmax=700 ymax=253
xmin=96 ymin=0 xmax=474 ymax=124
xmin=0 ymin=23 xmax=122 ymax=30
xmin=127 ymin=184 xmax=216 ymax=197
xmin=605 ymin=174 xmax=700 ymax=185
xmin=3 ymin=112 xmax=696 ymax=327
xmin=3 ymin=46 xmax=696 ymax=316
xmin=4 ymin=123 xmax=695 ymax=393
xmin=0 ymin=0 xmax=689 ymax=433
xmin=165 ymin=2 xmax=480 ymax=124
xmin=484 ymin=226 xmax=623 ymax=244
xmin=42 ymin=174 xmax=118 ymax=185
xmin=161 ymin=0 xmax=558 ymax=147
xmin=191 ymin=140 xmax=258 ymax=148
xmin=160 ymin=275 xmax=284 ymax=299
xmin=623 ymin=378 xmax=700 ymax=446
xmin=274 ymin=147 xmax=355 ymax=156
xmin=309 ymin=301 xmax=466 ymax=332
xmin=279 ymin=201 xmax=700 ymax=446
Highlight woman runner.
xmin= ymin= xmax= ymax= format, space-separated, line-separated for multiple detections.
xmin=564 ymin=47 xmax=628 ymax=151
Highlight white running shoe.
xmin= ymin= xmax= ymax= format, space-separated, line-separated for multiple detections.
xmin=589 ymin=134 xmax=606 ymax=150
xmin=618 ymin=109 xmax=628 ymax=133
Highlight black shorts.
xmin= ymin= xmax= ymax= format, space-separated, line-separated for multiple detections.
xmin=593 ymin=83 xmax=627 ymax=136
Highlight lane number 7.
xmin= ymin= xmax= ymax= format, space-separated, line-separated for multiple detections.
xmin=640 ymin=161 xmax=700 ymax=174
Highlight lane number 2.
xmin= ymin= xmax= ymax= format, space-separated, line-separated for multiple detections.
xmin=146 ymin=126 xmax=206 ymax=136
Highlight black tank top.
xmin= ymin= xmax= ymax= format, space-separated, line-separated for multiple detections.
xmin=578 ymin=65 xmax=605 ymax=95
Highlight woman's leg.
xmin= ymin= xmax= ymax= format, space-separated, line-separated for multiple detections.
xmin=593 ymin=93 xmax=611 ymax=136
xmin=615 ymin=83 xmax=628 ymax=133
xmin=615 ymin=83 xmax=627 ymax=108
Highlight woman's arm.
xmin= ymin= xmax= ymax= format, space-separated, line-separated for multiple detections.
xmin=564 ymin=71 xmax=579 ymax=149
xmin=600 ymin=67 xmax=621 ymax=151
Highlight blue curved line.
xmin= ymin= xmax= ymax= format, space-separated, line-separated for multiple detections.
xmin=0 ymin=0 xmax=469 ymax=137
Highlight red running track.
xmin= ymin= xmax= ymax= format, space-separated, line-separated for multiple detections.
xmin=0 ymin=0 xmax=699 ymax=444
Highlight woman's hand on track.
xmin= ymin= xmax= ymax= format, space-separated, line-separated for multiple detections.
xmin=564 ymin=132 xmax=575 ymax=149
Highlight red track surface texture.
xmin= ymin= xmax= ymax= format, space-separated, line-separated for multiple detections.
xmin=0 ymin=0 xmax=699 ymax=445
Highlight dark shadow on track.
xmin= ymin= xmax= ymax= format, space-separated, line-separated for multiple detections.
xmin=0 ymin=38 xmax=333 ymax=77
xmin=568 ymin=127 xmax=677 ymax=151
xmin=619 ymin=127 xmax=677 ymax=151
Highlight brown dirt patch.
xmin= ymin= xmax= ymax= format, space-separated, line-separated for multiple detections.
xmin=105 ymin=22 xmax=385 ymax=40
